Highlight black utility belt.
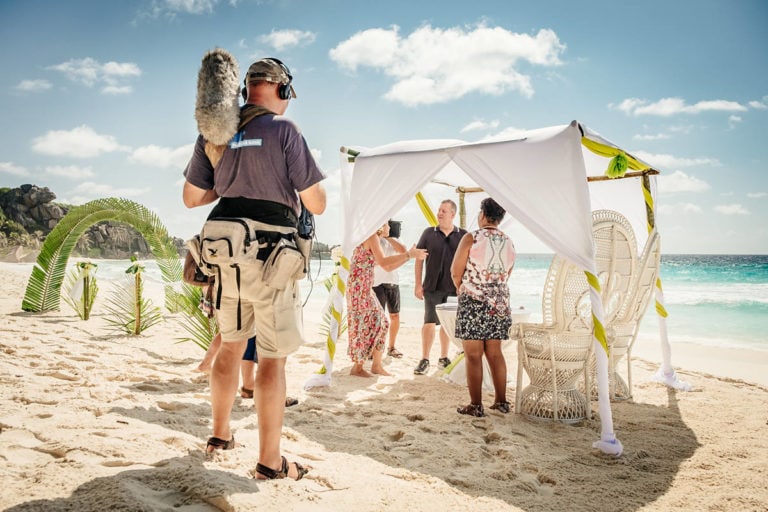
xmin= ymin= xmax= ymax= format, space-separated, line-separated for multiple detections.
xmin=375 ymin=283 xmax=399 ymax=288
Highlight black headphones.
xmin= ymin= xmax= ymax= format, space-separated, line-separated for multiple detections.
xmin=268 ymin=58 xmax=293 ymax=100
xmin=243 ymin=57 xmax=294 ymax=100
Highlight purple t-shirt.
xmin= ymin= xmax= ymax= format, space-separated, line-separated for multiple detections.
xmin=184 ymin=112 xmax=324 ymax=216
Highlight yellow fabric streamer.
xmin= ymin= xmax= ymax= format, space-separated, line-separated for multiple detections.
xmin=415 ymin=192 xmax=438 ymax=226
xmin=581 ymin=137 xmax=649 ymax=172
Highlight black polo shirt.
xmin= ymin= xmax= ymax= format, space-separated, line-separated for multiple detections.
xmin=416 ymin=225 xmax=467 ymax=293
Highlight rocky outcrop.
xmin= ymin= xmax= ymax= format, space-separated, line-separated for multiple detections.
xmin=0 ymin=184 xmax=65 ymax=232
xmin=0 ymin=184 xmax=184 ymax=260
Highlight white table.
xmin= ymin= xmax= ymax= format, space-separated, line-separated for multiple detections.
xmin=435 ymin=301 xmax=531 ymax=391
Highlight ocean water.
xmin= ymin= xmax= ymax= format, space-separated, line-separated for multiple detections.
xmin=78 ymin=254 xmax=768 ymax=352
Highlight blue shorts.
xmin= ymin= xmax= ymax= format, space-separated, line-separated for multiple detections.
xmin=242 ymin=336 xmax=258 ymax=363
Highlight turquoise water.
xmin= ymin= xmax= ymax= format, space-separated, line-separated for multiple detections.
xmin=86 ymin=254 xmax=768 ymax=352
xmin=301 ymin=254 xmax=768 ymax=352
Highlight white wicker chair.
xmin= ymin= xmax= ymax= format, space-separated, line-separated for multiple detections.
xmin=515 ymin=210 xmax=637 ymax=422
xmin=601 ymin=229 xmax=662 ymax=400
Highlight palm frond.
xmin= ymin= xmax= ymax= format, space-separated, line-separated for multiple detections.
xmin=174 ymin=283 xmax=217 ymax=350
xmin=22 ymin=198 xmax=182 ymax=312
xmin=62 ymin=264 xmax=99 ymax=320
xmin=102 ymin=273 xmax=163 ymax=335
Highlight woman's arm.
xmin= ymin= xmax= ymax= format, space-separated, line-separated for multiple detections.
xmin=366 ymin=234 xmax=426 ymax=272
xmin=450 ymin=233 xmax=473 ymax=291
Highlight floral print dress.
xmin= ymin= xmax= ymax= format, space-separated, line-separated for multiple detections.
xmin=346 ymin=244 xmax=389 ymax=362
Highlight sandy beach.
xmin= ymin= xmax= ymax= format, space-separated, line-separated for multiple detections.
xmin=1 ymin=261 xmax=767 ymax=511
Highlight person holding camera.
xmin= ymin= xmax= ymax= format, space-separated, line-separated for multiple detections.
xmin=183 ymin=57 xmax=325 ymax=481
xmin=372 ymin=220 xmax=407 ymax=358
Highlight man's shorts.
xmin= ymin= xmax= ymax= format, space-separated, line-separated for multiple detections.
xmin=423 ymin=290 xmax=454 ymax=324
xmin=216 ymin=280 xmax=303 ymax=359
xmin=373 ymin=283 xmax=400 ymax=314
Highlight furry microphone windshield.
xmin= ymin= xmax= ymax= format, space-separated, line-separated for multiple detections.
xmin=195 ymin=48 xmax=240 ymax=146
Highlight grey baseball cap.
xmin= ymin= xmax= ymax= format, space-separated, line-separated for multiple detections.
xmin=245 ymin=59 xmax=296 ymax=98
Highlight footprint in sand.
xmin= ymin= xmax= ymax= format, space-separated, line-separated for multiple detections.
xmin=34 ymin=370 xmax=79 ymax=382
xmin=156 ymin=401 xmax=188 ymax=411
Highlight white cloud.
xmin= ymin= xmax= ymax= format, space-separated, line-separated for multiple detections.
xmin=632 ymin=133 xmax=670 ymax=141
xmin=71 ymin=181 xmax=150 ymax=198
xmin=130 ymin=143 xmax=194 ymax=169
xmin=461 ymin=119 xmax=500 ymax=133
xmin=310 ymin=148 xmax=322 ymax=165
xmin=48 ymin=57 xmax=141 ymax=95
xmin=657 ymin=202 xmax=703 ymax=214
xmin=259 ymin=29 xmax=316 ymax=51
xmin=611 ymin=97 xmax=748 ymax=116
xmin=728 ymin=115 xmax=742 ymax=130
xmin=478 ymin=126 xmax=529 ymax=142
xmin=715 ymin=204 xmax=749 ymax=215
xmin=0 ymin=161 xmax=30 ymax=176
xmin=162 ymin=0 xmax=217 ymax=14
xmin=329 ymin=23 xmax=565 ymax=106
xmin=747 ymin=192 xmax=767 ymax=199
xmin=657 ymin=170 xmax=711 ymax=194
xmin=15 ymin=79 xmax=52 ymax=92
xmin=749 ymin=96 xmax=768 ymax=109
xmin=632 ymin=150 xmax=720 ymax=169
xmin=45 ymin=165 xmax=95 ymax=179
xmin=32 ymin=125 xmax=130 ymax=158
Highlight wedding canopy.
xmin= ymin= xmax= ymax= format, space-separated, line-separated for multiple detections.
xmin=333 ymin=120 xmax=679 ymax=456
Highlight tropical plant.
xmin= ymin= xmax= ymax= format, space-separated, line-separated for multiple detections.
xmin=102 ymin=256 xmax=162 ymax=335
xmin=174 ymin=283 xmax=217 ymax=351
xmin=21 ymin=198 xmax=182 ymax=313
xmin=62 ymin=261 xmax=98 ymax=320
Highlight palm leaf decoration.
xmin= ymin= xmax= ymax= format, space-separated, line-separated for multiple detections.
xmin=22 ymin=198 xmax=182 ymax=313
xmin=62 ymin=261 xmax=99 ymax=320
xmin=102 ymin=257 xmax=163 ymax=335
xmin=174 ymin=283 xmax=218 ymax=351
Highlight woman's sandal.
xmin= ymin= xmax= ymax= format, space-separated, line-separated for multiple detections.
xmin=387 ymin=347 xmax=403 ymax=358
xmin=457 ymin=403 xmax=485 ymax=417
xmin=489 ymin=401 xmax=511 ymax=414
xmin=206 ymin=436 xmax=235 ymax=453
xmin=254 ymin=455 xmax=309 ymax=481
xmin=240 ymin=387 xmax=254 ymax=398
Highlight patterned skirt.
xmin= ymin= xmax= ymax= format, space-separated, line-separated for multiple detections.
xmin=455 ymin=293 xmax=512 ymax=341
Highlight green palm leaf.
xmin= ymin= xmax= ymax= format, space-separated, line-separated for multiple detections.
xmin=174 ymin=283 xmax=218 ymax=350
xmin=22 ymin=198 xmax=182 ymax=312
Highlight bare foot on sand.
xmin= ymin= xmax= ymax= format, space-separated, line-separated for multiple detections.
xmin=371 ymin=366 xmax=391 ymax=376
xmin=350 ymin=363 xmax=373 ymax=377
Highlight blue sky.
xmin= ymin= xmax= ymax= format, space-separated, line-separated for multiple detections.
xmin=1 ymin=0 xmax=766 ymax=254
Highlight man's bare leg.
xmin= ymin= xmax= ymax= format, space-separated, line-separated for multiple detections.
xmin=209 ymin=339 xmax=246 ymax=450
xmin=421 ymin=322 xmax=436 ymax=360
xmin=438 ymin=325 xmax=451 ymax=359
xmin=387 ymin=313 xmax=400 ymax=352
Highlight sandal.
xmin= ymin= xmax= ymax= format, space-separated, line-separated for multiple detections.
xmin=254 ymin=455 xmax=309 ymax=481
xmin=457 ymin=403 xmax=485 ymax=417
xmin=206 ymin=436 xmax=235 ymax=453
xmin=489 ymin=401 xmax=511 ymax=414
xmin=242 ymin=388 xmax=298 ymax=408
xmin=387 ymin=347 xmax=403 ymax=358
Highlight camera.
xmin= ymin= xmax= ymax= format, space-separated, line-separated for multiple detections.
xmin=388 ymin=219 xmax=402 ymax=239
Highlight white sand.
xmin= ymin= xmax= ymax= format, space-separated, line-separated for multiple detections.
xmin=1 ymin=261 xmax=767 ymax=511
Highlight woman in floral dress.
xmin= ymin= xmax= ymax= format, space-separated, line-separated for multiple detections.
xmin=347 ymin=224 xmax=427 ymax=377
xmin=450 ymin=198 xmax=516 ymax=416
